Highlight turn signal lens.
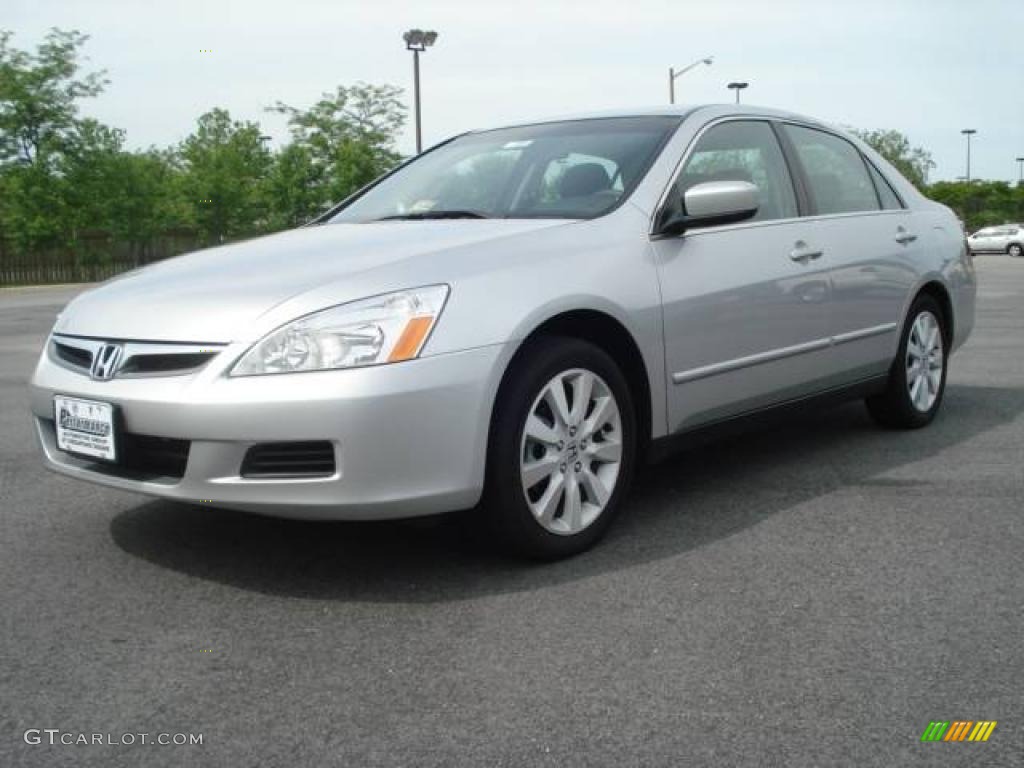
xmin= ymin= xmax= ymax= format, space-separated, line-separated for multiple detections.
xmin=388 ymin=315 xmax=437 ymax=362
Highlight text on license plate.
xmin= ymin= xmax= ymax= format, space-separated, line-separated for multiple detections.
xmin=54 ymin=395 xmax=116 ymax=462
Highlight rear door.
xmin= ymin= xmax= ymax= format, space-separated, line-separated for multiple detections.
xmin=991 ymin=228 xmax=1011 ymax=252
xmin=651 ymin=119 xmax=832 ymax=433
xmin=1008 ymin=228 xmax=1024 ymax=254
xmin=780 ymin=123 xmax=919 ymax=383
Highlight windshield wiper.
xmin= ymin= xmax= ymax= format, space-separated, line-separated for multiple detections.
xmin=374 ymin=210 xmax=491 ymax=221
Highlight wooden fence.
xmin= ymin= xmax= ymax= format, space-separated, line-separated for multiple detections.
xmin=0 ymin=230 xmax=206 ymax=286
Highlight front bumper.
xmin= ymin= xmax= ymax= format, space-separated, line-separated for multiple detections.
xmin=29 ymin=340 xmax=508 ymax=519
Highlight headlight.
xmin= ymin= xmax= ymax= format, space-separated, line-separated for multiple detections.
xmin=230 ymin=285 xmax=449 ymax=376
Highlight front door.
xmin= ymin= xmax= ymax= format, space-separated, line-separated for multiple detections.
xmin=651 ymin=119 xmax=832 ymax=433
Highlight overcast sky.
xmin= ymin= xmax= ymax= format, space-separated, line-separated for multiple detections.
xmin=6 ymin=0 xmax=1023 ymax=182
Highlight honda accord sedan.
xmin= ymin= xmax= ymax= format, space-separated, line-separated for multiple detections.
xmin=29 ymin=105 xmax=977 ymax=559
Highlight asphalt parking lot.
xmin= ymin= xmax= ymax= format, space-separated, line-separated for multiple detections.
xmin=1 ymin=255 xmax=1022 ymax=767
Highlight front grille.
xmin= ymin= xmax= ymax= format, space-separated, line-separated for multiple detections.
xmin=49 ymin=335 xmax=223 ymax=378
xmin=118 ymin=352 xmax=218 ymax=376
xmin=240 ymin=442 xmax=336 ymax=478
xmin=54 ymin=341 xmax=93 ymax=372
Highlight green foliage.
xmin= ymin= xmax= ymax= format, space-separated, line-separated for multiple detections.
xmin=851 ymin=128 xmax=935 ymax=189
xmin=0 ymin=159 xmax=71 ymax=248
xmin=0 ymin=28 xmax=408 ymax=267
xmin=0 ymin=28 xmax=107 ymax=167
xmin=270 ymin=83 xmax=407 ymax=211
xmin=928 ymin=180 xmax=1024 ymax=232
xmin=180 ymin=108 xmax=272 ymax=243
xmin=264 ymin=143 xmax=325 ymax=229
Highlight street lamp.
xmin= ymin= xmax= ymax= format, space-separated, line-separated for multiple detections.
xmin=727 ymin=81 xmax=749 ymax=104
xmin=668 ymin=56 xmax=713 ymax=104
xmin=403 ymin=28 xmax=439 ymax=154
xmin=961 ymin=129 xmax=977 ymax=183
xmin=1016 ymin=156 xmax=1024 ymax=184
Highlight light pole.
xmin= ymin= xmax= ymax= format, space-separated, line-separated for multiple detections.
xmin=1016 ymin=156 xmax=1024 ymax=184
xmin=727 ymin=81 xmax=749 ymax=104
xmin=403 ymin=28 xmax=438 ymax=154
xmin=961 ymin=129 xmax=977 ymax=183
xmin=668 ymin=56 xmax=713 ymax=104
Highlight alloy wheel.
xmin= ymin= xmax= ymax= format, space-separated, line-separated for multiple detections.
xmin=905 ymin=310 xmax=944 ymax=412
xmin=519 ymin=368 xmax=623 ymax=535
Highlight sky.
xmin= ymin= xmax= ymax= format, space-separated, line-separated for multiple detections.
xmin=6 ymin=0 xmax=1023 ymax=182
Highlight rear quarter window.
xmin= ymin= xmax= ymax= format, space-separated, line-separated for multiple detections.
xmin=866 ymin=162 xmax=904 ymax=210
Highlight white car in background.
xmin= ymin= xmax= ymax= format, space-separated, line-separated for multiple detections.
xmin=967 ymin=225 xmax=1023 ymax=257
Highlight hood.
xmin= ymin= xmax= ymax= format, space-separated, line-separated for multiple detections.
xmin=54 ymin=219 xmax=570 ymax=342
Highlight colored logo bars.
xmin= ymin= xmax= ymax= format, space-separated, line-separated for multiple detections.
xmin=921 ymin=721 xmax=997 ymax=742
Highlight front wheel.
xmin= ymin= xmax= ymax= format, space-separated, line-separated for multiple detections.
xmin=483 ymin=336 xmax=636 ymax=560
xmin=865 ymin=295 xmax=948 ymax=429
xmin=1008 ymin=243 xmax=1023 ymax=258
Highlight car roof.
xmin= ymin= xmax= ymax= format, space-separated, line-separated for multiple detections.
xmin=469 ymin=104 xmax=833 ymax=133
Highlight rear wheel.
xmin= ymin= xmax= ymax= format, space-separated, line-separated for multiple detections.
xmin=865 ymin=295 xmax=948 ymax=429
xmin=484 ymin=336 xmax=636 ymax=559
xmin=1008 ymin=243 xmax=1023 ymax=258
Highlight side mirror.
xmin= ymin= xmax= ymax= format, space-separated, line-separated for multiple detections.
xmin=658 ymin=180 xmax=760 ymax=236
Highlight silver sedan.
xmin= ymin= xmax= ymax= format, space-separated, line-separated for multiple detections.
xmin=29 ymin=105 xmax=977 ymax=558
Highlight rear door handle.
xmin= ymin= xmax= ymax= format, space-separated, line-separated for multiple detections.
xmin=790 ymin=240 xmax=823 ymax=263
xmin=895 ymin=227 xmax=918 ymax=244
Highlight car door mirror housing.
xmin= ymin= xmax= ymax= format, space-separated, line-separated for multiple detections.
xmin=657 ymin=180 xmax=760 ymax=236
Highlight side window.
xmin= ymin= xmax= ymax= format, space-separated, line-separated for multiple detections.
xmin=673 ymin=121 xmax=797 ymax=222
xmin=866 ymin=161 xmax=904 ymax=210
xmin=785 ymin=125 xmax=880 ymax=215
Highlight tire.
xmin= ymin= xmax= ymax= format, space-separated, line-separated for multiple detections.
xmin=1008 ymin=243 xmax=1023 ymax=258
xmin=483 ymin=336 xmax=637 ymax=560
xmin=865 ymin=295 xmax=948 ymax=429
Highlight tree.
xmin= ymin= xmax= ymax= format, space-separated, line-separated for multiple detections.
xmin=0 ymin=27 xmax=414 ymax=280
xmin=63 ymin=125 xmax=190 ymax=246
xmin=179 ymin=108 xmax=272 ymax=243
xmin=0 ymin=28 xmax=107 ymax=168
xmin=0 ymin=158 xmax=71 ymax=250
xmin=928 ymin=180 xmax=1024 ymax=232
xmin=0 ymin=28 xmax=112 ymax=254
xmin=851 ymin=128 xmax=935 ymax=190
xmin=269 ymin=83 xmax=407 ymax=213
xmin=264 ymin=143 xmax=324 ymax=230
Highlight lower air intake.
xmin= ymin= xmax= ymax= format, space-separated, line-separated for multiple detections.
xmin=240 ymin=441 xmax=336 ymax=478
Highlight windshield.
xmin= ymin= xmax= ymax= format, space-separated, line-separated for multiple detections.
xmin=329 ymin=116 xmax=680 ymax=223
